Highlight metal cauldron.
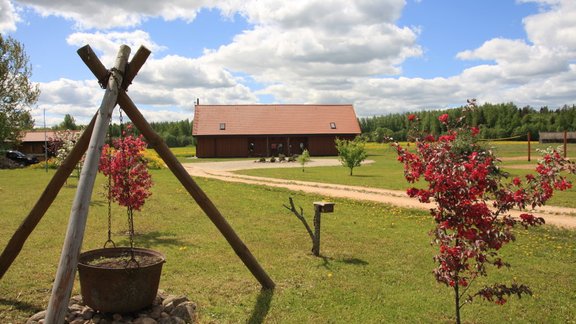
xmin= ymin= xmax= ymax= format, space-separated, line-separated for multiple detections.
xmin=77 ymin=247 xmax=165 ymax=313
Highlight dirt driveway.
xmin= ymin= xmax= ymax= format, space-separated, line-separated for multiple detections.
xmin=182 ymin=159 xmax=576 ymax=229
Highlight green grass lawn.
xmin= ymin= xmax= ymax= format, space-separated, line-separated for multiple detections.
xmin=236 ymin=142 xmax=576 ymax=209
xmin=1 ymin=168 xmax=575 ymax=323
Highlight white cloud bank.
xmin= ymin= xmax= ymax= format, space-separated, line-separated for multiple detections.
xmin=5 ymin=0 xmax=576 ymax=125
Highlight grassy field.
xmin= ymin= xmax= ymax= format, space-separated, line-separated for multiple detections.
xmin=236 ymin=142 xmax=576 ymax=208
xmin=0 ymin=168 xmax=575 ymax=323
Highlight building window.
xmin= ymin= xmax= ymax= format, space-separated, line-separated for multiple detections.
xmin=330 ymin=122 xmax=336 ymax=129
xmin=219 ymin=123 xmax=226 ymax=130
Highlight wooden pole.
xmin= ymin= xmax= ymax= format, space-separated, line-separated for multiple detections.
xmin=45 ymin=45 xmax=130 ymax=324
xmin=120 ymin=94 xmax=275 ymax=289
xmin=0 ymin=45 xmax=150 ymax=281
xmin=0 ymin=115 xmax=96 ymax=280
xmin=312 ymin=206 xmax=321 ymax=257
xmin=80 ymin=48 xmax=275 ymax=290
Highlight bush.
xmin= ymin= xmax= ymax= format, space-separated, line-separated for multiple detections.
xmin=142 ymin=150 xmax=165 ymax=170
xmin=270 ymin=157 xmax=276 ymax=163
xmin=29 ymin=158 xmax=59 ymax=170
xmin=278 ymin=154 xmax=286 ymax=162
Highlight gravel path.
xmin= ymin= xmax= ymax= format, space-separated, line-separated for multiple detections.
xmin=182 ymin=159 xmax=576 ymax=229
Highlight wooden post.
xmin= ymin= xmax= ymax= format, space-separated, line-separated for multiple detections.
xmin=527 ymin=132 xmax=531 ymax=162
xmin=0 ymin=115 xmax=96 ymax=280
xmin=311 ymin=202 xmax=334 ymax=257
xmin=80 ymin=45 xmax=275 ymax=289
xmin=45 ymin=45 xmax=130 ymax=324
xmin=312 ymin=205 xmax=321 ymax=257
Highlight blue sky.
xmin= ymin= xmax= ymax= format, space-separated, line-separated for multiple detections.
xmin=1 ymin=0 xmax=575 ymax=126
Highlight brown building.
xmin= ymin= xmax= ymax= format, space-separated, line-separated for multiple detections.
xmin=17 ymin=130 xmax=81 ymax=157
xmin=193 ymin=104 xmax=361 ymax=158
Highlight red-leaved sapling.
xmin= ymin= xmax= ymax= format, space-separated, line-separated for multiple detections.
xmin=394 ymin=102 xmax=575 ymax=324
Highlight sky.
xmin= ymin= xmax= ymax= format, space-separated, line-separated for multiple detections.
xmin=1 ymin=0 xmax=576 ymax=127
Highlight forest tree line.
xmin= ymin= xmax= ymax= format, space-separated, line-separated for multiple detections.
xmin=52 ymin=114 xmax=195 ymax=148
xmin=110 ymin=119 xmax=194 ymax=147
xmin=359 ymin=103 xmax=576 ymax=142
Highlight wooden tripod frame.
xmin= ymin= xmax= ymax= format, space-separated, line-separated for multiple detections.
xmin=0 ymin=44 xmax=274 ymax=324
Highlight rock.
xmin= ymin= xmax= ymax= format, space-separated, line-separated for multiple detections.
xmin=157 ymin=318 xmax=173 ymax=324
xmin=28 ymin=292 xmax=196 ymax=324
xmin=69 ymin=295 xmax=84 ymax=306
xmin=162 ymin=295 xmax=177 ymax=307
xmin=81 ymin=306 xmax=94 ymax=320
xmin=28 ymin=310 xmax=46 ymax=322
xmin=170 ymin=302 xmax=196 ymax=323
xmin=134 ymin=317 xmax=158 ymax=324
xmin=163 ymin=302 xmax=175 ymax=314
xmin=149 ymin=305 xmax=163 ymax=319
xmin=171 ymin=316 xmax=186 ymax=324
xmin=69 ymin=303 xmax=84 ymax=313
xmin=170 ymin=296 xmax=189 ymax=307
xmin=69 ymin=319 xmax=85 ymax=324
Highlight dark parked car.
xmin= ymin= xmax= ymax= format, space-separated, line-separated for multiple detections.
xmin=5 ymin=150 xmax=39 ymax=166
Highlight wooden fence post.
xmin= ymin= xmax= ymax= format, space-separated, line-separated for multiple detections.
xmin=44 ymin=45 xmax=130 ymax=324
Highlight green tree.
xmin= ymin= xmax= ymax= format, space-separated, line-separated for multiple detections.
xmin=53 ymin=114 xmax=78 ymax=130
xmin=0 ymin=34 xmax=39 ymax=150
xmin=335 ymin=137 xmax=367 ymax=176
xmin=298 ymin=149 xmax=311 ymax=172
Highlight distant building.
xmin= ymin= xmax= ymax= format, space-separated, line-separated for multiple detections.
xmin=539 ymin=131 xmax=576 ymax=143
xmin=192 ymin=104 xmax=361 ymax=158
xmin=18 ymin=130 xmax=81 ymax=156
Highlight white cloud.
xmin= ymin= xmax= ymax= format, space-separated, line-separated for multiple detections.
xmin=457 ymin=38 xmax=569 ymax=78
xmin=15 ymin=0 xmax=209 ymax=29
xmin=12 ymin=0 xmax=576 ymax=126
xmin=0 ymin=0 xmax=20 ymax=32
xmin=205 ymin=1 xmax=421 ymax=83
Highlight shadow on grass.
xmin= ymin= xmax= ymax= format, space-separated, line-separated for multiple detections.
xmin=247 ymin=288 xmax=274 ymax=324
xmin=316 ymin=255 xmax=369 ymax=269
xmin=0 ymin=298 xmax=42 ymax=316
xmin=350 ymin=174 xmax=378 ymax=178
xmin=112 ymin=231 xmax=189 ymax=249
xmin=340 ymin=257 xmax=369 ymax=266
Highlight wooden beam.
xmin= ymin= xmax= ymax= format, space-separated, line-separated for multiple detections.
xmin=45 ymin=45 xmax=131 ymax=324
xmin=0 ymin=45 xmax=151 ymax=281
xmin=119 ymin=94 xmax=275 ymax=289
xmin=80 ymin=45 xmax=274 ymax=290
xmin=0 ymin=114 xmax=96 ymax=280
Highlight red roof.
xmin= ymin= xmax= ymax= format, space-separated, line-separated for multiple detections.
xmin=21 ymin=130 xmax=80 ymax=142
xmin=193 ymin=104 xmax=361 ymax=136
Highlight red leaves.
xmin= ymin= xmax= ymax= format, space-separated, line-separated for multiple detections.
xmin=394 ymin=104 xmax=575 ymax=312
xmin=438 ymin=113 xmax=450 ymax=124
xmin=99 ymin=133 xmax=152 ymax=211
